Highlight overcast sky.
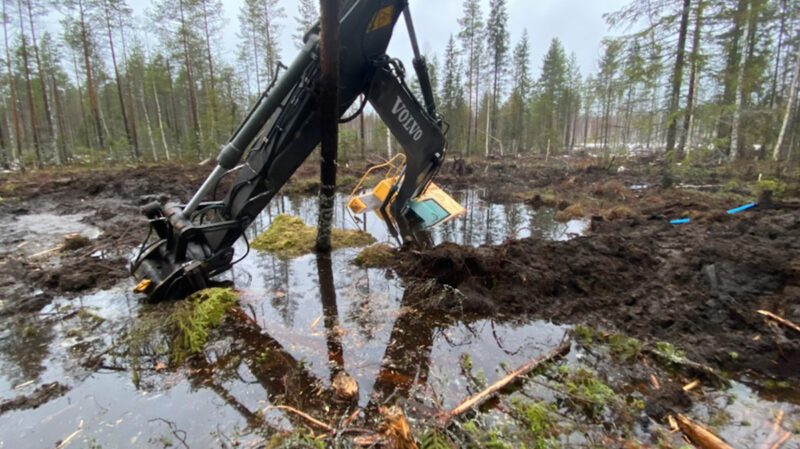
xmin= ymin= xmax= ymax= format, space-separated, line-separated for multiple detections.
xmin=118 ymin=0 xmax=628 ymax=78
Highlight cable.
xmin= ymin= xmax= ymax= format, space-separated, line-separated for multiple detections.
xmin=230 ymin=231 xmax=251 ymax=267
xmin=339 ymin=94 xmax=367 ymax=123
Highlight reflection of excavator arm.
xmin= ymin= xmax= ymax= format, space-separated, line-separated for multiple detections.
xmin=132 ymin=1 xmax=455 ymax=302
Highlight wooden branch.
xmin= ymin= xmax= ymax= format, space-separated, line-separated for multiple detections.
xmin=758 ymin=310 xmax=800 ymax=334
xmin=267 ymin=405 xmax=334 ymax=432
xmin=675 ymin=414 xmax=734 ymax=449
xmin=436 ymin=338 xmax=571 ymax=425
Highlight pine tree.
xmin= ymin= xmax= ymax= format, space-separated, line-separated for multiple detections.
xmin=533 ymin=38 xmax=569 ymax=152
xmin=508 ymin=30 xmax=531 ymax=153
xmin=596 ymin=38 xmax=623 ymax=149
xmin=293 ymin=0 xmax=317 ymax=48
xmin=486 ymin=0 xmax=508 ymax=156
xmin=457 ymin=0 xmax=484 ymax=157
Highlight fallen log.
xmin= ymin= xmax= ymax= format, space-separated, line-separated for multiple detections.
xmin=436 ymin=337 xmax=571 ymax=425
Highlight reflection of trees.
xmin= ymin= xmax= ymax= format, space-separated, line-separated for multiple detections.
xmin=346 ymin=272 xmax=380 ymax=341
xmin=267 ymin=258 xmax=295 ymax=327
xmin=529 ymin=207 xmax=568 ymax=240
xmin=504 ymin=205 xmax=523 ymax=239
xmin=316 ymin=254 xmax=346 ymax=381
xmin=366 ymin=294 xmax=440 ymax=417
xmin=0 ymin=316 xmax=54 ymax=387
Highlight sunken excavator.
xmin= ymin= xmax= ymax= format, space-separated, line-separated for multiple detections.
xmin=131 ymin=0 xmax=465 ymax=303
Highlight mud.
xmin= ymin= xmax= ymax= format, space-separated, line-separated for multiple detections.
xmin=0 ymin=382 xmax=68 ymax=415
xmin=393 ymin=203 xmax=800 ymax=380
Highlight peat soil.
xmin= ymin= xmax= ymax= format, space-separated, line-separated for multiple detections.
xmin=0 ymin=156 xmax=798 ymax=446
xmin=393 ymin=203 xmax=800 ymax=381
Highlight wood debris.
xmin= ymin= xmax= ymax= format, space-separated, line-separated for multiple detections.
xmin=758 ymin=310 xmax=800 ymax=334
xmin=437 ymin=338 xmax=571 ymax=425
xmin=675 ymin=414 xmax=735 ymax=449
xmin=378 ymin=406 xmax=417 ymax=449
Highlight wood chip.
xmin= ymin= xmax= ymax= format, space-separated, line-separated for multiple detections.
xmin=683 ymin=380 xmax=701 ymax=392
xmin=668 ymin=415 xmax=679 ymax=432
xmin=650 ymin=374 xmax=661 ymax=390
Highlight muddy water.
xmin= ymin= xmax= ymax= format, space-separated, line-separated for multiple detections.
xmin=0 ymin=191 xmax=581 ymax=448
xmin=0 ymin=213 xmax=100 ymax=257
xmin=0 ymin=192 xmax=795 ymax=448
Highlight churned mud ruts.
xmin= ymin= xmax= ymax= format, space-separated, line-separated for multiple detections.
xmin=394 ymin=204 xmax=800 ymax=380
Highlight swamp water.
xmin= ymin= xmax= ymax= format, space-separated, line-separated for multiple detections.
xmin=0 ymin=190 xmax=796 ymax=448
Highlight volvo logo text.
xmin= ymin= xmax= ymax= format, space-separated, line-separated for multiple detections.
xmin=392 ymin=98 xmax=424 ymax=141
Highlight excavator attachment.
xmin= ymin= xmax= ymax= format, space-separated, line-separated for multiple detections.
xmin=131 ymin=0 xmax=449 ymax=302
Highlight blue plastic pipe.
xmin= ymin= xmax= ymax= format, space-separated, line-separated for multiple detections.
xmin=727 ymin=203 xmax=757 ymax=215
xmin=670 ymin=218 xmax=691 ymax=225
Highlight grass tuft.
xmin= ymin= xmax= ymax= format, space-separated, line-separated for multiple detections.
xmin=354 ymin=243 xmax=395 ymax=268
xmin=555 ymin=203 xmax=585 ymax=222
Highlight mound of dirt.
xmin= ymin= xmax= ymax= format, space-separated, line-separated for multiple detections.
xmin=27 ymin=256 xmax=128 ymax=294
xmin=394 ymin=206 xmax=800 ymax=380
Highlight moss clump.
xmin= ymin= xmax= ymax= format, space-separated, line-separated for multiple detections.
xmin=171 ymin=288 xmax=238 ymax=364
xmin=574 ymin=324 xmax=595 ymax=345
xmin=354 ymin=243 xmax=395 ymax=268
xmin=462 ymin=421 xmax=513 ymax=449
xmin=267 ymin=431 xmax=325 ymax=449
xmin=653 ymin=341 xmax=687 ymax=363
xmin=561 ymin=367 xmax=616 ymax=418
xmin=555 ymin=203 xmax=585 ymax=222
xmin=593 ymin=180 xmax=629 ymax=200
xmin=251 ymin=214 xmax=375 ymax=259
xmin=62 ymin=234 xmax=92 ymax=252
xmin=756 ymin=178 xmax=787 ymax=199
xmin=511 ymin=399 xmax=560 ymax=449
xmin=283 ymin=178 xmax=321 ymax=195
xmin=608 ymin=334 xmax=642 ymax=361
xmin=529 ymin=192 xmax=559 ymax=210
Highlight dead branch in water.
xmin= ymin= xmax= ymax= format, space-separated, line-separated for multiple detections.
xmin=267 ymin=405 xmax=334 ymax=432
xmin=436 ymin=337 xmax=571 ymax=425
xmin=675 ymin=414 xmax=734 ymax=449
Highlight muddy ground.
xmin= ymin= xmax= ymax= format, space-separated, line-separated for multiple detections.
xmin=0 ymin=156 xmax=797 ymax=377
xmin=0 ymin=154 xmax=798 ymax=447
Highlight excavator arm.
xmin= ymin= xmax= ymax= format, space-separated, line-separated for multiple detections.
xmin=132 ymin=0 xmax=450 ymax=302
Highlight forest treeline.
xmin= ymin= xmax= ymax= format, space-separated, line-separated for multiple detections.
xmin=1 ymin=0 xmax=799 ymax=168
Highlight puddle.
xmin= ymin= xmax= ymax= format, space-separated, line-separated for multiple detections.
xmin=0 ymin=213 xmax=101 ymax=257
xmin=248 ymin=189 xmax=588 ymax=247
xmin=0 ymin=191 xmax=795 ymax=448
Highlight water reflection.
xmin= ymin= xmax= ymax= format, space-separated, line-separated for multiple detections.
xmin=0 ymin=316 xmax=53 ymax=390
xmin=0 ymin=191 xmax=581 ymax=448
xmin=250 ymin=189 xmax=587 ymax=248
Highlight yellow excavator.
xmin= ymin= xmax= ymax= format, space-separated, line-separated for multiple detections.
xmin=132 ymin=0 xmax=464 ymax=302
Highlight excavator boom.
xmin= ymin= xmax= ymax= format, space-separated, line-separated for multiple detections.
xmin=132 ymin=0 xmax=453 ymax=302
